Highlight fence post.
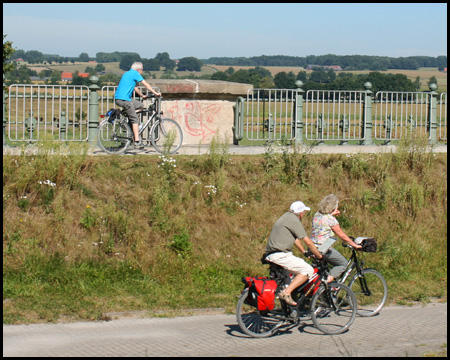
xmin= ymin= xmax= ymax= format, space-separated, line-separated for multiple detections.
xmin=360 ymin=82 xmax=373 ymax=145
xmin=233 ymin=96 xmax=244 ymax=145
xmin=427 ymin=83 xmax=438 ymax=145
xmin=3 ymin=75 xmax=8 ymax=148
xmin=60 ymin=111 xmax=66 ymax=140
xmin=88 ymin=76 xmax=100 ymax=147
xmin=294 ymin=80 xmax=304 ymax=146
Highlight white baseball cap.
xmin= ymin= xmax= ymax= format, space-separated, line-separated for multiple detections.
xmin=290 ymin=201 xmax=311 ymax=214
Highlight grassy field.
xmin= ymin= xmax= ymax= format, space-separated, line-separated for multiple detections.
xmin=2 ymin=134 xmax=447 ymax=324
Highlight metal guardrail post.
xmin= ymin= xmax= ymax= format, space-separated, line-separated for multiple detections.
xmin=427 ymin=83 xmax=438 ymax=145
xmin=233 ymin=96 xmax=244 ymax=145
xmin=88 ymin=76 xmax=100 ymax=147
xmin=317 ymin=113 xmax=325 ymax=145
xmin=360 ymin=82 xmax=373 ymax=145
xmin=294 ymin=80 xmax=304 ymax=146
xmin=340 ymin=115 xmax=349 ymax=145
xmin=60 ymin=111 xmax=66 ymax=140
xmin=384 ymin=114 xmax=392 ymax=145
xmin=3 ymin=75 xmax=8 ymax=148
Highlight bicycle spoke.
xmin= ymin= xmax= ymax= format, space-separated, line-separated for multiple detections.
xmin=349 ymin=269 xmax=388 ymax=316
xmin=151 ymin=118 xmax=183 ymax=154
xmin=310 ymin=283 xmax=357 ymax=335
xmin=236 ymin=289 xmax=287 ymax=338
xmin=97 ymin=120 xmax=132 ymax=155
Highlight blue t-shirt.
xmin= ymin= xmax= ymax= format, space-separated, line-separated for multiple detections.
xmin=115 ymin=69 xmax=144 ymax=101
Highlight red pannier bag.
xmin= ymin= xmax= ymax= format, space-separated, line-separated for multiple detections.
xmin=241 ymin=276 xmax=278 ymax=311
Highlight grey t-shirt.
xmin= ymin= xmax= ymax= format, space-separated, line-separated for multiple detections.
xmin=266 ymin=212 xmax=308 ymax=253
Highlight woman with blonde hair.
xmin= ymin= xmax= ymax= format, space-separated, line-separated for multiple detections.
xmin=310 ymin=194 xmax=362 ymax=283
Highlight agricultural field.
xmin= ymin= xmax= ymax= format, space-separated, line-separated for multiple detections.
xmin=210 ymin=65 xmax=447 ymax=92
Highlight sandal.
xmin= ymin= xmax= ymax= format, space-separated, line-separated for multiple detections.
xmin=278 ymin=290 xmax=297 ymax=306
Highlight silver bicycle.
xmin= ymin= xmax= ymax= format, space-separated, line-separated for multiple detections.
xmin=98 ymin=95 xmax=183 ymax=155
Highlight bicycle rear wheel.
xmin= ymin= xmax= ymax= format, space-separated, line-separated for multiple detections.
xmin=236 ymin=289 xmax=286 ymax=338
xmin=98 ymin=120 xmax=132 ymax=155
xmin=150 ymin=117 xmax=183 ymax=154
xmin=310 ymin=282 xmax=357 ymax=335
xmin=348 ymin=269 xmax=388 ymax=317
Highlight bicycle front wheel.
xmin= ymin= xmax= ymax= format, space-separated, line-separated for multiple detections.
xmin=98 ymin=120 xmax=132 ymax=155
xmin=236 ymin=289 xmax=285 ymax=338
xmin=150 ymin=117 xmax=183 ymax=154
xmin=310 ymin=282 xmax=357 ymax=335
xmin=348 ymin=269 xmax=388 ymax=317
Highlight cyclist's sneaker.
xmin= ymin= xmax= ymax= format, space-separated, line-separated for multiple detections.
xmin=134 ymin=141 xmax=144 ymax=149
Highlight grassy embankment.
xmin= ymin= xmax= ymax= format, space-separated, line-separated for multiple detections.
xmin=2 ymin=133 xmax=447 ymax=324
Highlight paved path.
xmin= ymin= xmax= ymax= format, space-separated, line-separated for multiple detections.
xmin=3 ymin=302 xmax=446 ymax=357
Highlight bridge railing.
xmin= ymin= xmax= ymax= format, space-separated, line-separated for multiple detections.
xmin=235 ymin=81 xmax=446 ymax=146
xmin=3 ymin=76 xmax=447 ymax=148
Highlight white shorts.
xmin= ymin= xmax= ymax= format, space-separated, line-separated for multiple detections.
xmin=265 ymin=252 xmax=314 ymax=278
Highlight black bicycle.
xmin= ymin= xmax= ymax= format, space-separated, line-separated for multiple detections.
xmin=336 ymin=239 xmax=388 ymax=317
xmin=98 ymin=95 xmax=183 ymax=155
xmin=236 ymin=252 xmax=357 ymax=338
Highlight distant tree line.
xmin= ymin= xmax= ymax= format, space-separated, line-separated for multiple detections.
xmin=117 ymin=52 xmax=202 ymax=72
xmin=211 ymin=66 xmax=433 ymax=93
xmin=204 ymin=54 xmax=447 ymax=72
xmin=9 ymin=48 xmax=204 ymax=73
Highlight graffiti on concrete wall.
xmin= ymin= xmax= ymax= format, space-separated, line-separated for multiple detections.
xmin=164 ymin=101 xmax=222 ymax=142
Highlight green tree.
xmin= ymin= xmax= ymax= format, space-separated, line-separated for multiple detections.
xmin=296 ymin=71 xmax=308 ymax=82
xmin=428 ymin=76 xmax=438 ymax=86
xmin=95 ymin=63 xmax=105 ymax=72
xmin=225 ymin=67 xmax=235 ymax=75
xmin=177 ymin=57 xmax=202 ymax=72
xmin=78 ymin=53 xmax=90 ymax=62
xmin=229 ymin=69 xmax=251 ymax=84
xmin=84 ymin=66 xmax=95 ymax=74
xmin=249 ymin=66 xmax=272 ymax=79
xmin=119 ymin=54 xmax=141 ymax=71
xmin=274 ymin=71 xmax=296 ymax=89
xmin=142 ymin=58 xmax=160 ymax=71
xmin=3 ymin=35 xmax=15 ymax=75
xmin=211 ymin=71 xmax=228 ymax=81
xmin=155 ymin=52 xmax=176 ymax=70
xmin=414 ymin=76 xmax=421 ymax=91
xmin=259 ymin=76 xmax=275 ymax=88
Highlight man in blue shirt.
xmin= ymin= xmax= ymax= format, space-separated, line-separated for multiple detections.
xmin=115 ymin=62 xmax=161 ymax=148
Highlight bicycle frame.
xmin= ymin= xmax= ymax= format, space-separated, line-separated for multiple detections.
xmin=337 ymin=247 xmax=372 ymax=297
xmin=137 ymin=96 xmax=162 ymax=136
xmin=269 ymin=259 xmax=337 ymax=319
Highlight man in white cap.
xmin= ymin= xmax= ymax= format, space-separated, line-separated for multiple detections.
xmin=264 ymin=201 xmax=323 ymax=306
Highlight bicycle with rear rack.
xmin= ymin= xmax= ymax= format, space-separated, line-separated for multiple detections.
xmin=336 ymin=237 xmax=388 ymax=317
xmin=236 ymin=251 xmax=357 ymax=338
xmin=97 ymin=94 xmax=183 ymax=155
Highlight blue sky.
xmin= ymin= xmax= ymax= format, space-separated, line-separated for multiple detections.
xmin=3 ymin=3 xmax=447 ymax=60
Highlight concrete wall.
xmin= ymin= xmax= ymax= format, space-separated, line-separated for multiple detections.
xmin=145 ymin=79 xmax=252 ymax=145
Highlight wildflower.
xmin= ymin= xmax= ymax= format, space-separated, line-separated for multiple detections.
xmin=204 ymin=185 xmax=217 ymax=195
